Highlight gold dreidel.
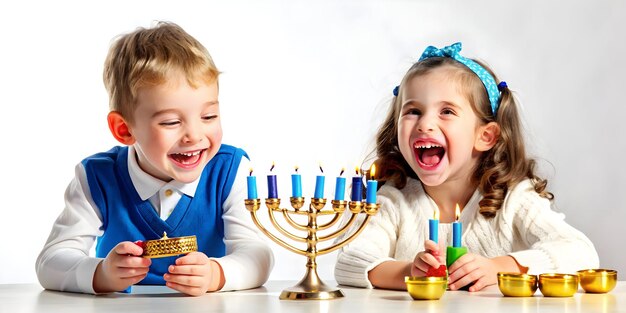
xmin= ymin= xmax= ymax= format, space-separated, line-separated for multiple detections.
xmin=141 ymin=232 xmax=198 ymax=258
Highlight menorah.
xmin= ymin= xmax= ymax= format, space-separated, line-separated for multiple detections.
xmin=245 ymin=196 xmax=379 ymax=300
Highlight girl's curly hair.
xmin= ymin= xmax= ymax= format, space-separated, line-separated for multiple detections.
xmin=372 ymin=57 xmax=552 ymax=218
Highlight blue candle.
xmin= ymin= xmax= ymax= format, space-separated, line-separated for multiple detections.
xmin=313 ymin=165 xmax=325 ymax=198
xmin=429 ymin=207 xmax=439 ymax=244
xmin=350 ymin=167 xmax=362 ymax=201
xmin=314 ymin=176 xmax=325 ymax=198
xmin=267 ymin=163 xmax=278 ymax=199
xmin=334 ymin=168 xmax=346 ymax=201
xmin=291 ymin=166 xmax=302 ymax=198
xmin=452 ymin=204 xmax=462 ymax=247
xmin=366 ymin=180 xmax=377 ymax=204
xmin=365 ymin=164 xmax=377 ymax=204
xmin=247 ymin=169 xmax=258 ymax=199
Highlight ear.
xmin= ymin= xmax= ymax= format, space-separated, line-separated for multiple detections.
xmin=107 ymin=111 xmax=135 ymax=145
xmin=475 ymin=122 xmax=500 ymax=152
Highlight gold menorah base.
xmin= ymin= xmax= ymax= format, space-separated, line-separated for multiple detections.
xmin=245 ymin=197 xmax=379 ymax=300
xmin=280 ymin=267 xmax=344 ymax=300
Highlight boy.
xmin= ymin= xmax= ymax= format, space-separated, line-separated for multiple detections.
xmin=36 ymin=22 xmax=273 ymax=296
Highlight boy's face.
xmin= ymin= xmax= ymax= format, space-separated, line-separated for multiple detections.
xmin=129 ymin=75 xmax=222 ymax=183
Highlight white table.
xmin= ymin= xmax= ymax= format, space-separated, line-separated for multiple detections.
xmin=2 ymin=281 xmax=624 ymax=313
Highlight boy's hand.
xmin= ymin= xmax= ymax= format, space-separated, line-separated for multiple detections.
xmin=447 ymin=253 xmax=501 ymax=291
xmin=411 ymin=240 xmax=445 ymax=277
xmin=164 ymin=252 xmax=225 ymax=296
xmin=93 ymin=241 xmax=151 ymax=293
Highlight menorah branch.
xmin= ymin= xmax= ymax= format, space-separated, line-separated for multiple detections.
xmin=317 ymin=213 xmax=374 ymax=255
xmin=245 ymin=196 xmax=379 ymax=300
xmin=245 ymin=199 xmax=306 ymax=256
xmin=279 ymin=209 xmax=309 ymax=233
xmin=317 ymin=212 xmax=358 ymax=242
xmin=267 ymin=206 xmax=308 ymax=242
xmin=314 ymin=200 xmax=346 ymax=231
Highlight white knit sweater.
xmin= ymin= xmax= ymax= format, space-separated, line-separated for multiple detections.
xmin=334 ymin=178 xmax=599 ymax=288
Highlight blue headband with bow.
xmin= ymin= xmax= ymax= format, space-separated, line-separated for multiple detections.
xmin=394 ymin=42 xmax=504 ymax=116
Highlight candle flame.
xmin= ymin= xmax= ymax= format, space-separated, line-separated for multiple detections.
xmin=355 ymin=166 xmax=360 ymax=176
xmin=319 ymin=163 xmax=324 ymax=173
xmin=270 ymin=162 xmax=275 ymax=172
xmin=369 ymin=164 xmax=377 ymax=179
xmin=455 ymin=203 xmax=461 ymax=221
xmin=249 ymin=168 xmax=253 ymax=176
xmin=295 ymin=166 xmax=299 ymax=173
xmin=339 ymin=167 xmax=345 ymax=176
xmin=434 ymin=207 xmax=440 ymax=220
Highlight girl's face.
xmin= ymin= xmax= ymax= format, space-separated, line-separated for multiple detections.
xmin=397 ymin=66 xmax=484 ymax=188
xmin=129 ymin=74 xmax=222 ymax=183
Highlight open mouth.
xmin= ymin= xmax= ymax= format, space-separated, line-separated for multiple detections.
xmin=415 ymin=143 xmax=445 ymax=168
xmin=169 ymin=149 xmax=206 ymax=167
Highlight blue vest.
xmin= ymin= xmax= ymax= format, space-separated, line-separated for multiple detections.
xmin=83 ymin=144 xmax=246 ymax=285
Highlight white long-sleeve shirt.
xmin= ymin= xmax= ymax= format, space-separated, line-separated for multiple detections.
xmin=335 ymin=177 xmax=599 ymax=288
xmin=36 ymin=146 xmax=274 ymax=293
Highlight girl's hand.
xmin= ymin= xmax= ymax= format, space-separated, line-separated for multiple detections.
xmin=447 ymin=253 xmax=501 ymax=291
xmin=93 ymin=241 xmax=152 ymax=293
xmin=164 ymin=252 xmax=224 ymax=296
xmin=411 ymin=240 xmax=445 ymax=277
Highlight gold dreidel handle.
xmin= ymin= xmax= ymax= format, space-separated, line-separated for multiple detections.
xmin=245 ymin=197 xmax=378 ymax=300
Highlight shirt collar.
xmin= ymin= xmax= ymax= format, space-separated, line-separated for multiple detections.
xmin=127 ymin=146 xmax=200 ymax=201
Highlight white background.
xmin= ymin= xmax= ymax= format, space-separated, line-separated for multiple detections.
xmin=1 ymin=0 xmax=624 ymax=285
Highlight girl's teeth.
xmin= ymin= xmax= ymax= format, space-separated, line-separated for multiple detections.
xmin=414 ymin=143 xmax=441 ymax=149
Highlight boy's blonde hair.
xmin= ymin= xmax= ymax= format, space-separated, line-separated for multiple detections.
xmin=374 ymin=57 xmax=552 ymax=218
xmin=103 ymin=21 xmax=219 ymax=123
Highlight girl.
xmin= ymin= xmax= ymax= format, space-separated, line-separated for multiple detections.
xmin=334 ymin=42 xmax=598 ymax=292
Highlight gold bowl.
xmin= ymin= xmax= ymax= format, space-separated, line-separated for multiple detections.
xmin=497 ymin=272 xmax=537 ymax=297
xmin=405 ymin=276 xmax=447 ymax=300
xmin=538 ymin=273 xmax=579 ymax=297
xmin=577 ymin=269 xmax=618 ymax=293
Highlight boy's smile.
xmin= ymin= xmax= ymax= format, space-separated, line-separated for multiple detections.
xmin=169 ymin=148 xmax=207 ymax=169
xmin=129 ymin=75 xmax=222 ymax=183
